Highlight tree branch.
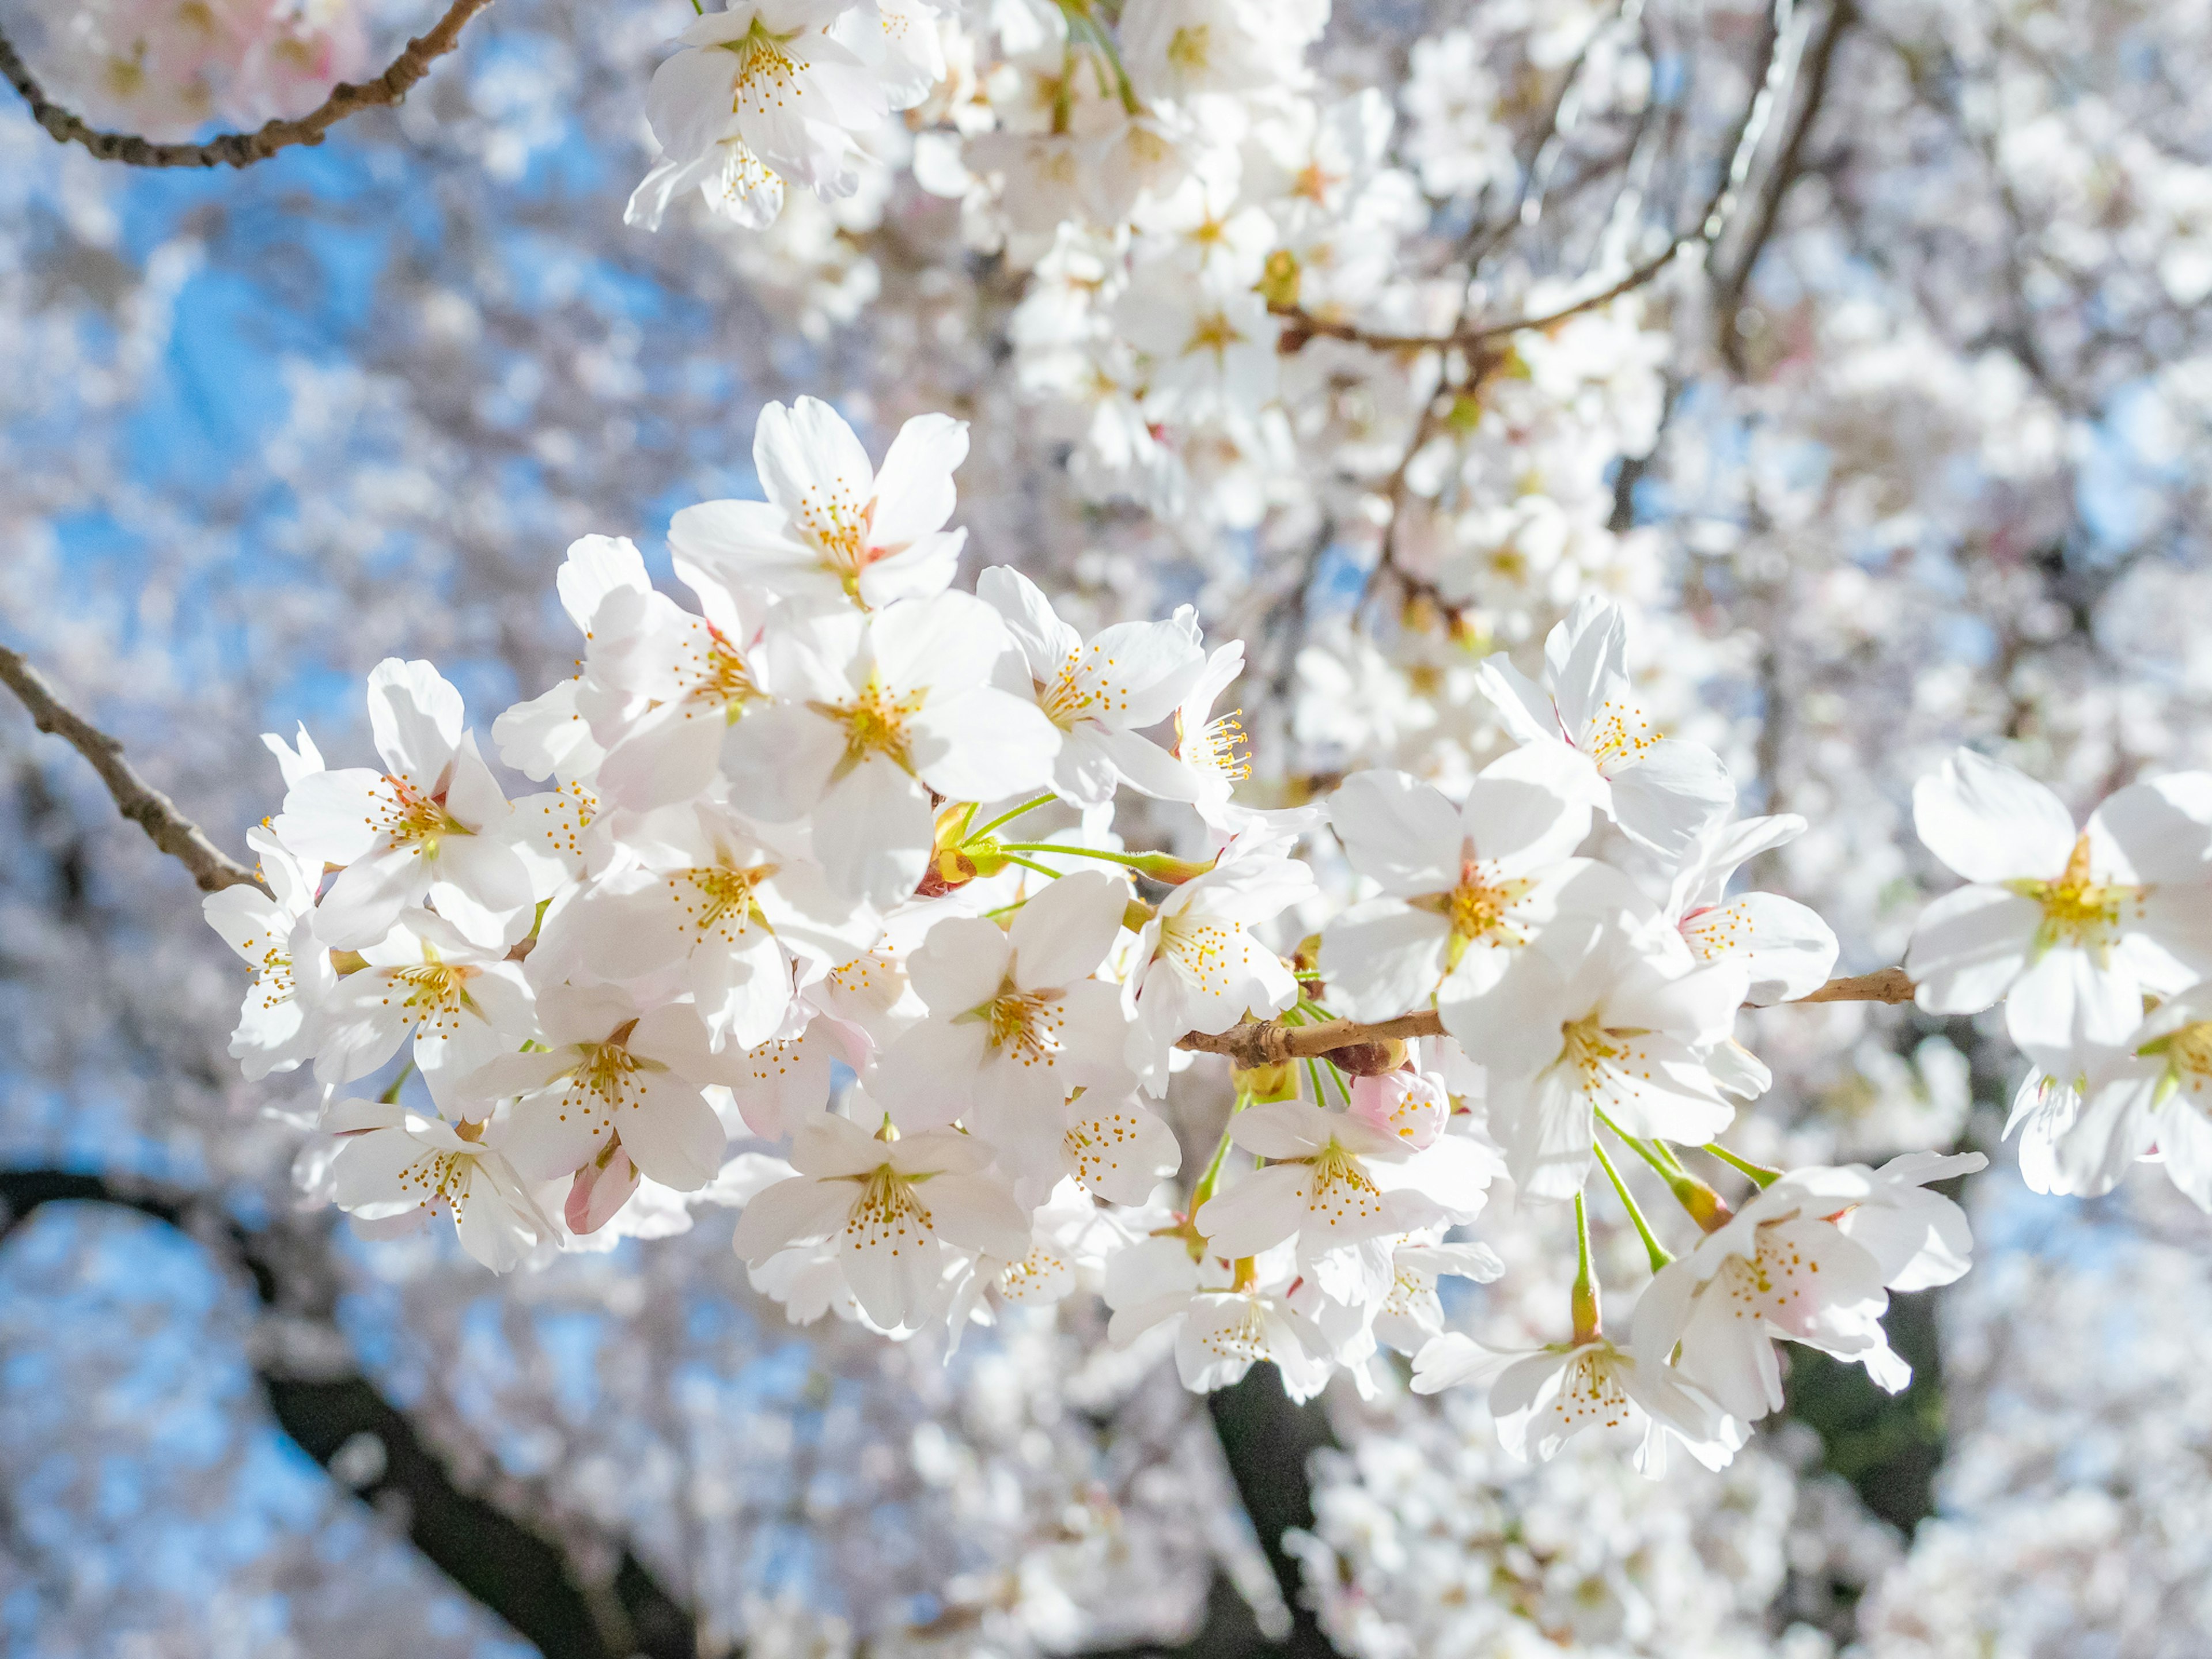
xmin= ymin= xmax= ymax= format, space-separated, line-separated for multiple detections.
xmin=1175 ymin=967 xmax=1917 ymax=1068
xmin=0 ymin=1168 xmax=699 ymax=1659
xmin=0 ymin=643 xmax=264 ymax=893
xmin=0 ymin=0 xmax=494 ymax=169
xmin=1715 ymin=0 xmax=1857 ymax=373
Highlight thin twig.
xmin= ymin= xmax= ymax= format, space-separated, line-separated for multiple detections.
xmin=0 ymin=0 xmax=494 ymax=169
xmin=1715 ymin=0 xmax=1856 ymax=373
xmin=1281 ymin=0 xmax=1805 ymax=363
xmin=0 ymin=644 xmax=264 ymax=893
xmin=1173 ymin=967 xmax=1916 ymax=1066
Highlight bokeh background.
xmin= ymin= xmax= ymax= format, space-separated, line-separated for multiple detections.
xmin=4 ymin=1 xmax=2212 ymax=1655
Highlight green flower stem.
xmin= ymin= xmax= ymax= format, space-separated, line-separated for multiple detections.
xmin=1571 ymin=1190 xmax=1601 ymax=1343
xmin=1594 ymin=1108 xmax=1734 ymax=1232
xmin=994 ymin=843 xmax=1214 ymax=882
xmin=968 ymin=793 xmax=1057 ymax=842
xmin=1592 ymin=1138 xmax=1673 ymax=1272
xmin=1703 ymin=1141 xmax=1783 ymax=1188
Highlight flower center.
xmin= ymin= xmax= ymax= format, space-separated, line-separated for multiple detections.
xmin=1415 ymin=849 xmax=1537 ymax=968
xmin=1175 ymin=707 xmax=1250 ymax=781
xmin=399 ymin=1148 xmax=473 ymax=1214
xmin=847 ymin=1165 xmax=933 ymax=1258
xmin=1183 ymin=309 xmax=1246 ymax=360
xmin=1159 ymin=912 xmax=1237 ymax=994
xmin=2008 ymin=833 xmax=2133 ymax=957
xmin=672 ymin=861 xmax=776 ymax=943
xmin=1552 ymin=1348 xmax=1634 ymax=1431
xmin=1041 ymin=646 xmax=1127 ymax=729
xmin=1580 ymin=697 xmax=1660 ymax=768
xmin=2142 ymin=1020 xmax=2212 ymax=1109
xmin=976 ymin=985 xmax=1067 ymax=1065
xmin=1304 ymin=1141 xmax=1386 ymax=1229
xmin=1202 ymin=1294 xmax=1275 ymax=1365
xmin=1165 ymin=24 xmax=1213 ymax=76
xmin=374 ymin=776 xmax=465 ymax=850
xmin=793 ymin=484 xmax=877 ymax=593
xmin=544 ymin=1033 xmax=666 ymax=1136
xmin=723 ymin=19 xmax=804 ymax=107
xmin=390 ymin=961 xmax=479 ymax=1040
xmin=820 ymin=675 xmax=926 ymax=777
xmin=249 ymin=944 xmax=296 ymax=1010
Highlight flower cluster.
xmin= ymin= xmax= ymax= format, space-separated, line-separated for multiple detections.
xmin=29 ymin=0 xmax=366 ymax=139
xmin=626 ymin=0 xmax=945 ymax=232
xmin=1906 ymin=752 xmax=2212 ymax=1209
xmin=200 ymin=396 xmax=2041 ymax=1482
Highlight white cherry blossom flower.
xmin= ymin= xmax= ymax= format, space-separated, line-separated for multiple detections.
xmin=1196 ymin=1099 xmax=1496 ymax=1305
xmin=1124 ymin=836 xmax=1316 ymax=1092
xmin=1164 ymin=640 xmax=1254 ymax=828
xmin=1197 ymin=1103 xmax=1435 ymax=1260
xmin=1462 ymin=924 xmax=1751 ymax=1201
xmin=2054 ymin=987 xmax=2212 ymax=1209
xmin=721 ymin=592 xmax=1060 ymax=906
xmin=872 ymin=869 xmax=1132 ymax=1188
xmin=637 ymin=2 xmax=900 ymax=225
xmin=312 ymin=909 xmax=533 ymax=1089
xmin=528 ymin=803 xmax=867 ymax=1052
xmin=324 ymin=1097 xmax=556 ymax=1274
xmin=1118 ymin=0 xmax=1324 ymax=103
xmin=627 ymin=135 xmax=789 ymax=233
xmin=1318 ymin=752 xmax=1639 ymax=1023
xmin=1635 ymin=1152 xmax=1986 ymax=1423
xmin=1475 ymin=596 xmax=1735 ymax=858
xmin=1660 ymin=810 xmax=1839 ymax=1005
xmin=1104 ymin=1237 xmax=1335 ymax=1402
xmin=1411 ymin=1330 xmax=1746 ymax=1476
xmin=976 ymin=565 xmax=1205 ymax=806
xmin=455 ymin=986 xmax=733 ymax=1195
xmin=672 ymin=397 xmax=971 ymax=609
xmin=731 ymin=1108 xmax=1032 ymax=1331
xmin=202 ymin=821 xmax=333 ymax=1081
xmin=1059 ymin=1090 xmax=1184 ymax=1206
xmin=274 ymin=658 xmax=535 ymax=951
xmin=1118 ymin=266 xmax=1280 ymax=423
xmin=1906 ymin=751 xmax=2212 ymax=1048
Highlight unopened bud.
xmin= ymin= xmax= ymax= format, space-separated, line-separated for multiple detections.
xmin=1128 ymin=851 xmax=1215 ymax=884
xmin=1671 ymin=1174 xmax=1735 ymax=1233
xmin=1331 ymin=1037 xmax=1406 ymax=1077
xmin=1234 ymin=1059 xmax=1299 ymax=1103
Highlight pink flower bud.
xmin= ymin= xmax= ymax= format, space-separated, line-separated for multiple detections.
xmin=1348 ymin=1069 xmax=1448 ymax=1152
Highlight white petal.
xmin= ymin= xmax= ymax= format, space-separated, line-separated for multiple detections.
xmin=1906 ymin=884 xmax=2039 ymax=1014
xmin=1913 ymin=748 xmax=2077 ymax=882
xmin=1009 ymin=868 xmax=1126 ymax=988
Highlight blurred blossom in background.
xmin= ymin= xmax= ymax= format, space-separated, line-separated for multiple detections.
xmin=2 ymin=0 xmax=2212 ymax=1656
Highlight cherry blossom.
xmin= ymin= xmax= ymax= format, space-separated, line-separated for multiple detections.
xmin=201 ymin=822 xmax=332 ymax=1081
xmin=977 ymin=566 xmax=1205 ymax=806
xmin=273 ymin=658 xmax=535 ymax=952
xmin=1907 ymin=751 xmax=2212 ymax=1048
xmin=672 ymin=398 xmax=971 ymax=609
xmin=1476 ymin=596 xmax=1734 ymax=858
xmin=323 ymin=1097 xmax=557 ymax=1274
xmin=732 ymin=1108 xmax=1032 ymax=1330
xmin=1637 ymin=1153 xmax=1987 ymax=1423
xmin=1456 ymin=923 xmax=1750 ymax=1200
xmin=1411 ymin=1332 xmax=1745 ymax=1477
xmin=871 ymin=868 xmax=1133 ymax=1186
xmin=720 ymin=589 xmax=1060 ymax=905
xmin=1317 ymin=752 xmax=1631 ymax=1022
